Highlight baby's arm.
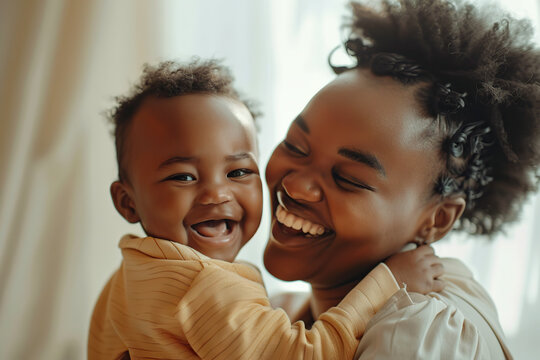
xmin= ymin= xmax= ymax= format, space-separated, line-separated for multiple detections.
xmin=384 ymin=244 xmax=445 ymax=294
xmin=177 ymin=262 xmax=399 ymax=360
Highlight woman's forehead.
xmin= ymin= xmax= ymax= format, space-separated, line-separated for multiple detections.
xmin=301 ymin=70 xmax=432 ymax=146
xmin=315 ymin=70 xmax=419 ymax=110
xmin=291 ymin=70 xmax=441 ymax=186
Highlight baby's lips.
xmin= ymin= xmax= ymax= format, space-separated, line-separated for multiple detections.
xmin=192 ymin=220 xmax=230 ymax=237
xmin=186 ymin=203 xmax=243 ymax=227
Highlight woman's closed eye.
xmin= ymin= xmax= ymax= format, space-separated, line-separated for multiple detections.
xmin=282 ymin=140 xmax=307 ymax=157
xmin=228 ymin=168 xmax=255 ymax=178
xmin=332 ymin=170 xmax=375 ymax=192
xmin=163 ymin=173 xmax=196 ymax=182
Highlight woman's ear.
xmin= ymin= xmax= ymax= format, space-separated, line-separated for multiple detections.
xmin=417 ymin=196 xmax=466 ymax=244
xmin=110 ymin=181 xmax=140 ymax=223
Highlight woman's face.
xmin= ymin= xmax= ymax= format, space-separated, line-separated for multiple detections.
xmin=264 ymin=69 xmax=442 ymax=288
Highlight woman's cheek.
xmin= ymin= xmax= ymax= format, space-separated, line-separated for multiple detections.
xmin=332 ymin=195 xmax=386 ymax=239
xmin=265 ymin=148 xmax=291 ymax=186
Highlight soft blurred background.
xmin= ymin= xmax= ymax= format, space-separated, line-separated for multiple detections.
xmin=0 ymin=0 xmax=538 ymax=359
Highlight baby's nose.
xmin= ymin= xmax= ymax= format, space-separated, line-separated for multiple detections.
xmin=197 ymin=182 xmax=233 ymax=205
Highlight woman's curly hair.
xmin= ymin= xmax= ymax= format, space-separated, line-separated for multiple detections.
xmin=334 ymin=0 xmax=540 ymax=235
xmin=108 ymin=58 xmax=260 ymax=182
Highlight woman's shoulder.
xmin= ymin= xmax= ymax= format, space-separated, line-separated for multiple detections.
xmin=354 ymin=258 xmax=512 ymax=359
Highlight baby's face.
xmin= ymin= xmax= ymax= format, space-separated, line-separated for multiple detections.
xmin=121 ymin=94 xmax=262 ymax=262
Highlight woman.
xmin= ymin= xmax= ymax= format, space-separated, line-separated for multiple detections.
xmin=264 ymin=0 xmax=538 ymax=358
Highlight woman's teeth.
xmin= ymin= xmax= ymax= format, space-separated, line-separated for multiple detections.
xmin=276 ymin=205 xmax=326 ymax=236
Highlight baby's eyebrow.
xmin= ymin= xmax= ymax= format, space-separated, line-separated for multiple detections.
xmin=158 ymin=156 xmax=196 ymax=169
xmin=338 ymin=147 xmax=386 ymax=177
xmin=225 ymin=152 xmax=254 ymax=162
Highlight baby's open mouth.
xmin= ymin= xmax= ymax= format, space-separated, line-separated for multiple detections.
xmin=191 ymin=220 xmax=233 ymax=237
xmin=275 ymin=205 xmax=330 ymax=237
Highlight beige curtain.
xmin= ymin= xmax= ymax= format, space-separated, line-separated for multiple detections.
xmin=0 ymin=1 xmax=164 ymax=358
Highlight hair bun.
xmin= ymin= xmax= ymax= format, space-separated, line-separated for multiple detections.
xmin=370 ymin=53 xmax=423 ymax=83
xmin=434 ymin=83 xmax=467 ymax=114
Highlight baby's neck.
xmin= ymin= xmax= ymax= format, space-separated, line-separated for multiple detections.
xmin=309 ymin=280 xmax=360 ymax=320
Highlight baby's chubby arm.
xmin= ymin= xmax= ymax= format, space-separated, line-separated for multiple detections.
xmin=176 ymin=261 xmax=399 ymax=360
xmin=384 ymin=244 xmax=445 ymax=294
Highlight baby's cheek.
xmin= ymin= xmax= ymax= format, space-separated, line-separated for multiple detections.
xmin=243 ymin=185 xmax=263 ymax=234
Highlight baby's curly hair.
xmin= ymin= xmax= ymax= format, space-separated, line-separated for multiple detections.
xmin=334 ymin=0 xmax=540 ymax=235
xmin=108 ymin=58 xmax=260 ymax=182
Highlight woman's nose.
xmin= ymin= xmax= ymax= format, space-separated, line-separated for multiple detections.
xmin=281 ymin=171 xmax=322 ymax=203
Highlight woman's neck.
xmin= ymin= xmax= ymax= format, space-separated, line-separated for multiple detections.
xmin=309 ymin=279 xmax=360 ymax=320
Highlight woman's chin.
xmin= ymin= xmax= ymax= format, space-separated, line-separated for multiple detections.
xmin=263 ymin=239 xmax=314 ymax=282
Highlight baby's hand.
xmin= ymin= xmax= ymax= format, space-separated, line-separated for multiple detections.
xmin=385 ymin=245 xmax=445 ymax=294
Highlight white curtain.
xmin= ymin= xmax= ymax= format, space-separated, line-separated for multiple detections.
xmin=0 ymin=1 xmax=538 ymax=359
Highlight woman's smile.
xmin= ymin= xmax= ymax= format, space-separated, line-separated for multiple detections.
xmin=276 ymin=189 xmax=332 ymax=235
xmin=275 ymin=205 xmax=326 ymax=236
xmin=269 ymin=188 xmax=336 ymax=248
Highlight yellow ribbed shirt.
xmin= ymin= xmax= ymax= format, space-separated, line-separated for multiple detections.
xmin=88 ymin=235 xmax=399 ymax=360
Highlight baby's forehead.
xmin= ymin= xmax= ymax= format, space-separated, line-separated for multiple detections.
xmin=133 ymin=94 xmax=248 ymax=129
xmin=126 ymin=94 xmax=258 ymax=156
xmin=143 ymin=93 xmax=252 ymax=122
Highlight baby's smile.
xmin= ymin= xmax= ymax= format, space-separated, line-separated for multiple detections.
xmin=189 ymin=218 xmax=239 ymax=246
xmin=191 ymin=219 xmax=233 ymax=237
xmin=184 ymin=202 xmax=246 ymax=253
xmin=188 ymin=218 xmax=241 ymax=249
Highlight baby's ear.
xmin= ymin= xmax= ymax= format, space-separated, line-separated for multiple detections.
xmin=110 ymin=181 xmax=140 ymax=223
xmin=417 ymin=196 xmax=466 ymax=244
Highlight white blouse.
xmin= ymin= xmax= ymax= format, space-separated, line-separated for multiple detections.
xmin=354 ymin=258 xmax=513 ymax=359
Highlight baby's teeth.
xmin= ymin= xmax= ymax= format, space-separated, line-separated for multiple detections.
xmin=302 ymin=222 xmax=312 ymax=233
xmin=316 ymin=226 xmax=325 ymax=235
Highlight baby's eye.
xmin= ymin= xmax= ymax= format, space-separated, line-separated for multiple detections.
xmin=332 ymin=170 xmax=375 ymax=192
xmin=282 ymin=140 xmax=307 ymax=157
xmin=228 ymin=168 xmax=254 ymax=178
xmin=164 ymin=173 xmax=196 ymax=182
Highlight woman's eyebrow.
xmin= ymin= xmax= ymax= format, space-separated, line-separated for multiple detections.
xmin=293 ymin=114 xmax=309 ymax=133
xmin=338 ymin=147 xmax=386 ymax=177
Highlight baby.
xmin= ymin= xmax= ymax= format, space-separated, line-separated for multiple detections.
xmin=88 ymin=59 xmax=444 ymax=360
